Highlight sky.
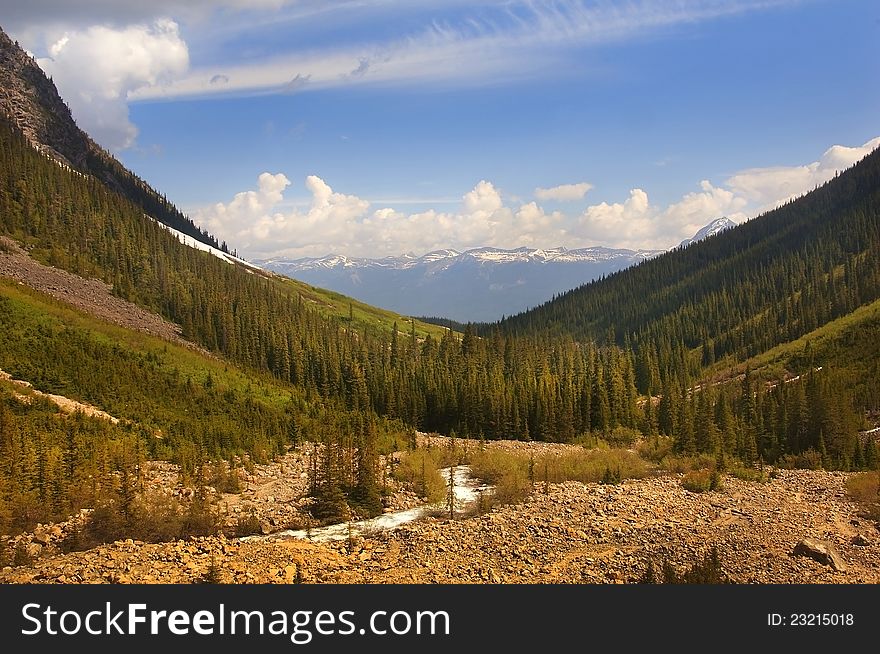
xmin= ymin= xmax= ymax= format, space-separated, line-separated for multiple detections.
xmin=4 ymin=0 xmax=879 ymax=260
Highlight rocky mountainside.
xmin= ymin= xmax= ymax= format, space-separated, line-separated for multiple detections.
xmin=0 ymin=26 xmax=221 ymax=250
xmin=0 ymin=29 xmax=91 ymax=170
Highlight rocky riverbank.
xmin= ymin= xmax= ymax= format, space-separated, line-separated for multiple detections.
xmin=3 ymin=467 xmax=877 ymax=584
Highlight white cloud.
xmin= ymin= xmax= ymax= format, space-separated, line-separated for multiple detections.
xmin=578 ymin=189 xmax=654 ymax=247
xmin=535 ymin=182 xmax=593 ymax=202
xmin=198 ymin=137 xmax=880 ymax=258
xmin=196 ymin=175 xmax=564 ymax=258
xmin=125 ymin=0 xmax=796 ymax=101
xmin=4 ymin=1 xmax=292 ymax=31
xmin=463 ymin=180 xmax=504 ymax=214
xmin=659 ymin=180 xmax=747 ymax=239
xmin=726 ymin=137 xmax=880 ymax=212
xmin=36 ymin=19 xmax=189 ymax=150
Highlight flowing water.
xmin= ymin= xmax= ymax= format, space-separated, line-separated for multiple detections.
xmin=241 ymin=466 xmax=491 ymax=544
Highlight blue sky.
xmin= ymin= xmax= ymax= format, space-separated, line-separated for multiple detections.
xmin=6 ymin=0 xmax=879 ymax=259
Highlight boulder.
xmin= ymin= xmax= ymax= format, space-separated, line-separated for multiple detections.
xmin=851 ymin=534 xmax=870 ymax=547
xmin=791 ymin=538 xmax=847 ymax=571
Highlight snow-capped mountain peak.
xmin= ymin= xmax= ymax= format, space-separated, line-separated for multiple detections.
xmin=678 ymin=216 xmax=736 ymax=248
xmin=256 ymin=218 xmax=735 ymax=322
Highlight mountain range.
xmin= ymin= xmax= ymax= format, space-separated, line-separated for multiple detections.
xmin=259 ymin=217 xmax=735 ymax=322
xmin=1 ymin=20 xmax=879 ymax=584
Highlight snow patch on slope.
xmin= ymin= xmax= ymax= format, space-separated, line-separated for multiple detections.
xmin=150 ymin=218 xmax=262 ymax=270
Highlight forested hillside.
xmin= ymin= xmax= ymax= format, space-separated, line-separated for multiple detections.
xmin=1 ymin=26 xmax=879 ymax=551
xmin=496 ymin=147 xmax=880 ymax=380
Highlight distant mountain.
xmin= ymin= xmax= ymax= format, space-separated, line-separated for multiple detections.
xmin=258 ymin=220 xmax=730 ymax=323
xmin=678 ymin=216 xmax=736 ymax=248
xmin=260 ymin=244 xmax=664 ymax=322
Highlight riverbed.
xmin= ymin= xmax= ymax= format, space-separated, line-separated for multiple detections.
xmin=242 ymin=466 xmax=491 ymax=544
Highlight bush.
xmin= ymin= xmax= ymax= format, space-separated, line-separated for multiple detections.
xmin=603 ymin=426 xmax=642 ymax=448
xmin=661 ymin=453 xmax=717 ymax=474
xmin=846 ymin=472 xmax=880 ymax=521
xmin=233 ymin=510 xmax=262 ymax=537
xmin=776 ymin=448 xmax=824 ymax=470
xmin=729 ymin=467 xmax=768 ymax=483
xmin=393 ymin=449 xmax=446 ymax=503
xmin=12 ymin=541 xmax=32 ymax=567
xmin=641 ymin=546 xmax=729 ymax=583
xmin=466 ymin=446 xmax=649 ymax=506
xmin=601 ymin=467 xmax=622 ymax=485
xmin=206 ymin=461 xmax=241 ymax=494
xmin=681 ymin=469 xmax=723 ymax=493
xmin=636 ymin=436 xmax=674 ymax=463
xmin=200 ymin=557 xmax=225 ymax=584
xmin=78 ymin=489 xmax=220 ymax=548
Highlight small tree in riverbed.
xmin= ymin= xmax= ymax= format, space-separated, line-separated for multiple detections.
xmin=447 ymin=464 xmax=456 ymax=519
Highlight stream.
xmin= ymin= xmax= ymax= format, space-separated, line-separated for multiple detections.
xmin=241 ymin=466 xmax=492 ymax=544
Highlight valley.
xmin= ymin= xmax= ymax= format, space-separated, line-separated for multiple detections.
xmin=0 ymin=19 xmax=878 ymax=592
xmin=1 ymin=435 xmax=877 ymax=584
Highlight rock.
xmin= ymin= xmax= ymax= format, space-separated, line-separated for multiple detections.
xmin=851 ymin=534 xmax=870 ymax=547
xmin=32 ymin=528 xmax=51 ymax=545
xmin=791 ymin=538 xmax=847 ymax=571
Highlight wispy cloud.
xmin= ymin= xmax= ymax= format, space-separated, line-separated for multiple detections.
xmin=129 ymin=0 xmax=798 ymax=101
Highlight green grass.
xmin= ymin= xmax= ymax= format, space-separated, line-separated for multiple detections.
xmin=0 ymin=279 xmax=307 ymax=467
xmin=278 ymin=276 xmax=454 ymax=341
xmin=846 ymin=472 xmax=880 ymax=522
xmin=469 ymin=447 xmax=649 ymax=506
xmin=0 ymin=278 xmax=294 ymax=409
xmin=706 ymin=296 xmax=880 ymax=388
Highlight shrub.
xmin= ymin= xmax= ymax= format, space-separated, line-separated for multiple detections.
xmin=846 ymin=472 xmax=880 ymax=521
xmin=233 ymin=509 xmax=263 ymax=537
xmin=661 ymin=453 xmax=717 ymax=474
xmin=12 ymin=541 xmax=32 ymax=567
xmin=466 ymin=446 xmax=648 ymax=506
xmin=636 ymin=436 xmax=674 ymax=463
xmin=79 ymin=489 xmax=219 ymax=547
xmin=729 ymin=467 xmax=768 ymax=483
xmin=206 ymin=461 xmax=241 ymax=494
xmin=603 ymin=426 xmax=642 ymax=448
xmin=601 ymin=466 xmax=622 ymax=485
xmin=776 ymin=448 xmax=823 ymax=470
xmin=681 ymin=468 xmax=723 ymax=493
xmin=200 ymin=557 xmax=225 ymax=584
xmin=393 ymin=449 xmax=446 ymax=503
xmin=642 ymin=546 xmax=729 ymax=583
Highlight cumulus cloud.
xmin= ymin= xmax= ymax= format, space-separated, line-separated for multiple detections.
xmin=193 ymin=137 xmax=880 ymax=258
xmin=195 ymin=176 xmax=567 ymax=259
xmin=534 ymin=182 xmax=593 ymax=202
xmin=659 ymin=180 xmax=747 ymax=238
xmin=35 ymin=19 xmax=189 ymax=150
xmin=726 ymin=137 xmax=880 ymax=212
